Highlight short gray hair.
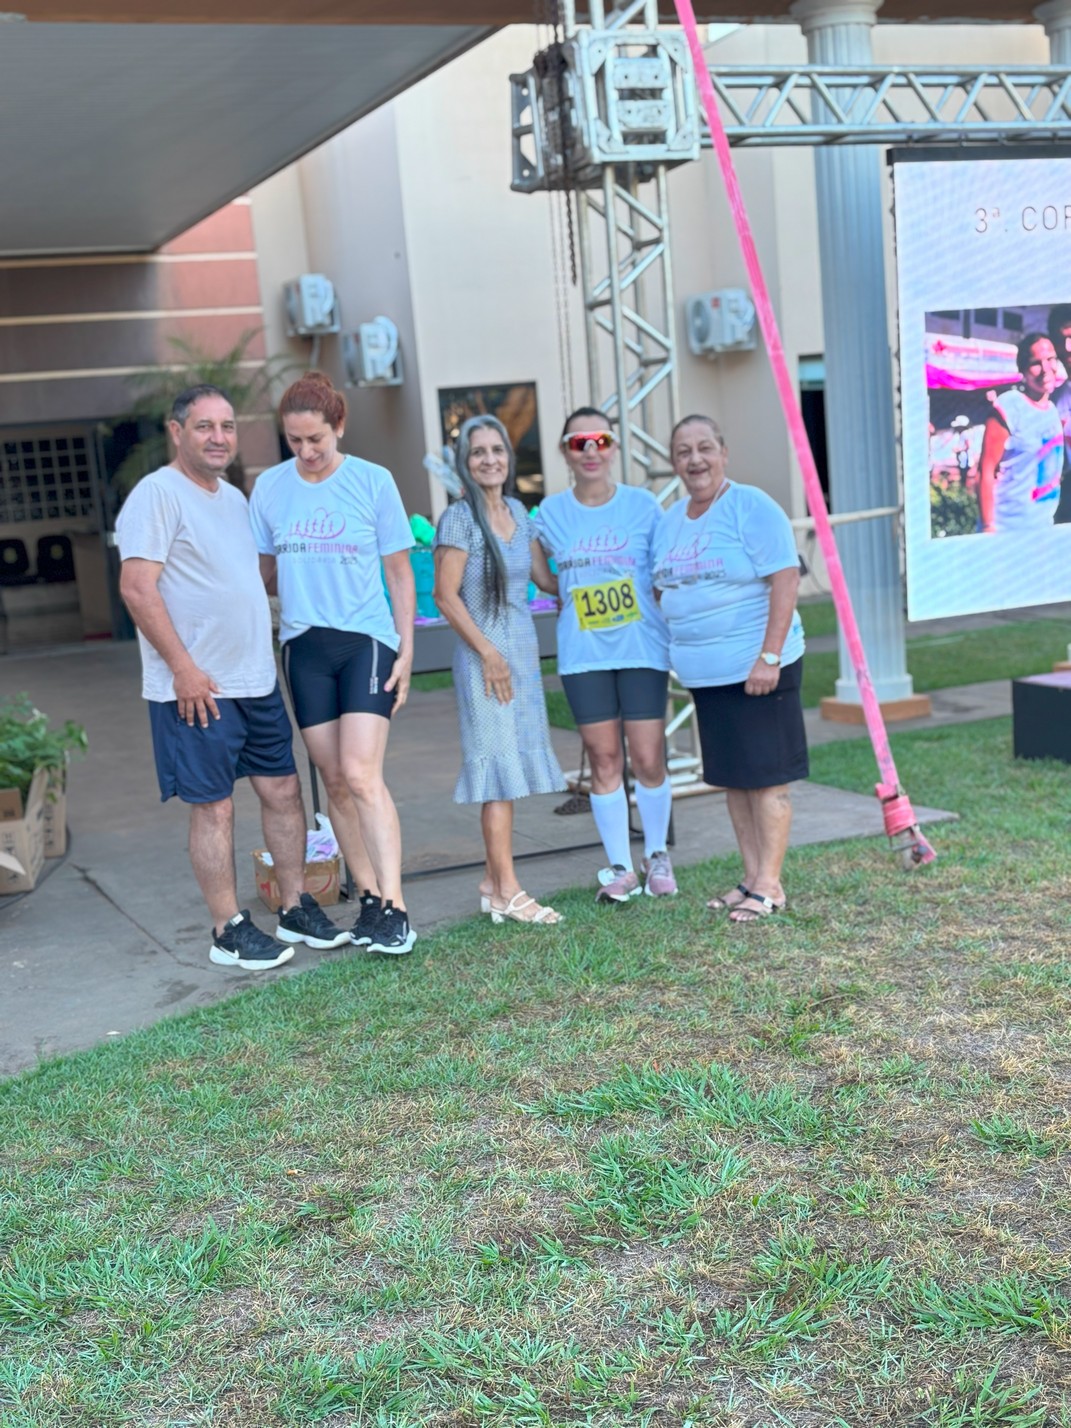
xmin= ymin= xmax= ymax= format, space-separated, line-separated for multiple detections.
xmin=670 ymin=413 xmax=725 ymax=449
xmin=170 ymin=384 xmax=233 ymax=425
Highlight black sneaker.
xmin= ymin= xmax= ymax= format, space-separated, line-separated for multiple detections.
xmin=276 ymin=892 xmax=351 ymax=950
xmin=366 ymin=900 xmax=416 ymax=956
xmin=351 ymin=889 xmax=382 ymax=946
xmin=210 ymin=911 xmax=295 ymax=971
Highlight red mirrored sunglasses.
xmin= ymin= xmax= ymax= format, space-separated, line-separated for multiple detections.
xmin=561 ymin=430 xmax=616 ymax=453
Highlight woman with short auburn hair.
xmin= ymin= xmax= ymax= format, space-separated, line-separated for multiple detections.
xmin=250 ymin=370 xmax=417 ymax=955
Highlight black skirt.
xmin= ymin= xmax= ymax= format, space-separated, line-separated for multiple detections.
xmin=692 ymin=656 xmax=809 ymax=790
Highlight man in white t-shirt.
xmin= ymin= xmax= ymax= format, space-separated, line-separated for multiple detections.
xmin=116 ymin=386 xmax=350 ymax=971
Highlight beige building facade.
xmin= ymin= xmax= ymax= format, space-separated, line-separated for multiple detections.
xmin=248 ymin=18 xmax=1050 ymax=525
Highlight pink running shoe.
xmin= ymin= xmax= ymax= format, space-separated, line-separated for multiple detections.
xmin=642 ymin=851 xmax=678 ymax=897
xmin=596 ymin=865 xmax=641 ymax=903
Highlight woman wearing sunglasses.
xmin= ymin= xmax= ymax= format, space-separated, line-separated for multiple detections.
xmin=432 ymin=415 xmax=566 ymax=925
xmin=533 ymin=406 xmax=674 ymax=903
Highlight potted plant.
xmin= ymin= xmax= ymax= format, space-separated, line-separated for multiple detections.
xmin=0 ymin=694 xmax=88 ymax=858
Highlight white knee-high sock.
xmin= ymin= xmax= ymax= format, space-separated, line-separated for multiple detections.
xmin=589 ymin=784 xmax=632 ymax=870
xmin=634 ymin=776 xmax=673 ymax=859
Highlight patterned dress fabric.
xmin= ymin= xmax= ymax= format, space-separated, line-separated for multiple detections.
xmin=434 ymin=498 xmax=567 ymax=805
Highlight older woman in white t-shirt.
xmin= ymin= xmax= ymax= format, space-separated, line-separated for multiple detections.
xmin=652 ymin=414 xmax=807 ymax=923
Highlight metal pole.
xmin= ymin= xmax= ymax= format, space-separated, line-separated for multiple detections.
xmin=790 ymin=0 xmax=914 ymax=705
xmin=657 ymin=163 xmax=682 ymax=430
xmin=603 ymin=164 xmax=635 ymax=476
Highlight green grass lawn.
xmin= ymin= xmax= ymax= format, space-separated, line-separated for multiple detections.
xmin=3 ymin=719 xmax=1071 ymax=1425
xmin=801 ymin=618 xmax=1071 ymax=710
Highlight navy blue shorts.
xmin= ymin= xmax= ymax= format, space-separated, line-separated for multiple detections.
xmin=560 ymin=666 xmax=669 ymax=726
xmin=148 ymin=684 xmax=297 ymax=804
xmin=281 ymin=627 xmax=397 ymax=728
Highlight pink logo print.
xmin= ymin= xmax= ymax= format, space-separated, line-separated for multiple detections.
xmin=573 ymin=525 xmax=629 ymax=555
xmin=288 ymin=507 xmax=346 ymax=540
xmin=667 ymin=533 xmax=713 ymax=563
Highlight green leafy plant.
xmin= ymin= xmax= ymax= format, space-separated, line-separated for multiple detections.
xmin=0 ymin=695 xmax=88 ymax=802
xmin=930 ymin=479 xmax=979 ymax=538
xmin=109 ymin=329 xmax=296 ymax=496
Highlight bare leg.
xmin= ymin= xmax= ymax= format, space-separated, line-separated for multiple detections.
xmin=579 ymin=718 xmax=626 ymax=794
xmin=326 ymin=796 xmax=377 ymax=892
xmin=250 ymin=772 xmax=307 ymax=910
xmin=338 ymin=713 xmax=405 ymax=908
xmin=478 ymin=801 xmax=560 ymax=921
xmin=622 ymin=717 xmax=667 ymax=788
xmin=480 ymin=800 xmax=519 ymax=903
xmin=188 ymin=798 xmax=238 ymax=933
xmin=706 ymin=788 xmax=760 ymax=910
xmin=301 ymin=721 xmax=380 ymax=895
xmin=730 ymin=785 xmax=793 ymax=921
xmin=726 ymin=788 xmax=761 ymax=889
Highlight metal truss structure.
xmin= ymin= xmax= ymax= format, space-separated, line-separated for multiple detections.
xmin=706 ymin=64 xmax=1071 ymax=146
xmin=512 ymin=0 xmax=696 ymax=492
xmin=514 ymin=19 xmax=1071 ymax=802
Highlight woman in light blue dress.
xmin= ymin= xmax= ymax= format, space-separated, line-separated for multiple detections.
xmin=433 ymin=415 xmax=566 ymax=924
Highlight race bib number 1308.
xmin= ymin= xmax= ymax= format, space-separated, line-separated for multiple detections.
xmin=572 ymin=577 xmax=640 ymax=632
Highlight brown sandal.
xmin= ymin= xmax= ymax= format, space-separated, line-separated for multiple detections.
xmin=729 ymin=891 xmax=785 ymax=923
xmin=707 ymin=882 xmax=750 ymax=911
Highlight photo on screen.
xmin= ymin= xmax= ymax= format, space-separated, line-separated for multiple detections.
xmin=925 ymin=304 xmax=1071 ymax=540
xmin=437 ymin=382 xmax=544 ymax=506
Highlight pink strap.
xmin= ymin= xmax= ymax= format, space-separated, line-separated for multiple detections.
xmin=672 ymin=2 xmax=927 ymax=820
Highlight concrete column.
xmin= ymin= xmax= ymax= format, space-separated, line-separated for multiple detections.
xmin=1036 ymin=0 xmax=1071 ymax=61
xmin=790 ymin=0 xmax=921 ymax=713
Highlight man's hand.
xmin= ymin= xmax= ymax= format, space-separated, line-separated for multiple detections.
xmin=174 ymin=663 xmax=222 ymax=727
xmin=744 ymin=659 xmax=781 ymax=697
xmin=385 ymin=650 xmax=413 ymax=713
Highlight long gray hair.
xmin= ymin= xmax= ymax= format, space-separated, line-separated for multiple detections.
xmin=453 ymin=414 xmax=517 ymax=611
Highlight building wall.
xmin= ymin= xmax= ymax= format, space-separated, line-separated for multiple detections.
xmin=0 ymin=201 xmax=277 ymax=596
xmin=0 ymin=201 xmax=269 ymax=428
xmin=248 ymin=107 xmax=430 ymax=514
xmin=246 ymin=19 xmax=1053 ymax=527
xmin=393 ymin=27 xmax=589 ymax=514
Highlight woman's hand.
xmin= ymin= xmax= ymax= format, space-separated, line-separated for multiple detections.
xmin=482 ymin=647 xmax=513 ymax=704
xmin=744 ymin=658 xmax=781 ymax=696
xmin=385 ymin=649 xmax=413 ymax=713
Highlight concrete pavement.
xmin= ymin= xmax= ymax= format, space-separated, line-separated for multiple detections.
xmin=0 ymin=636 xmax=974 ymax=1077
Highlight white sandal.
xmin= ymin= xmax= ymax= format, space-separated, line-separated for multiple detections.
xmin=488 ymin=891 xmax=563 ymax=925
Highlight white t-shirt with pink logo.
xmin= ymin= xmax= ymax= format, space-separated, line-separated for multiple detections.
xmin=249 ymin=454 xmax=413 ymax=648
xmin=651 ymin=482 xmax=804 ymax=688
xmin=534 ymin=483 xmax=669 ymax=675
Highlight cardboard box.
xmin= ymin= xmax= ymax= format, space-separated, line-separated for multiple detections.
xmin=42 ymin=767 xmax=67 ymax=858
xmin=0 ymin=766 xmax=67 ymax=858
xmin=252 ymin=849 xmax=342 ymax=911
xmin=0 ymin=767 xmax=48 ymax=894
